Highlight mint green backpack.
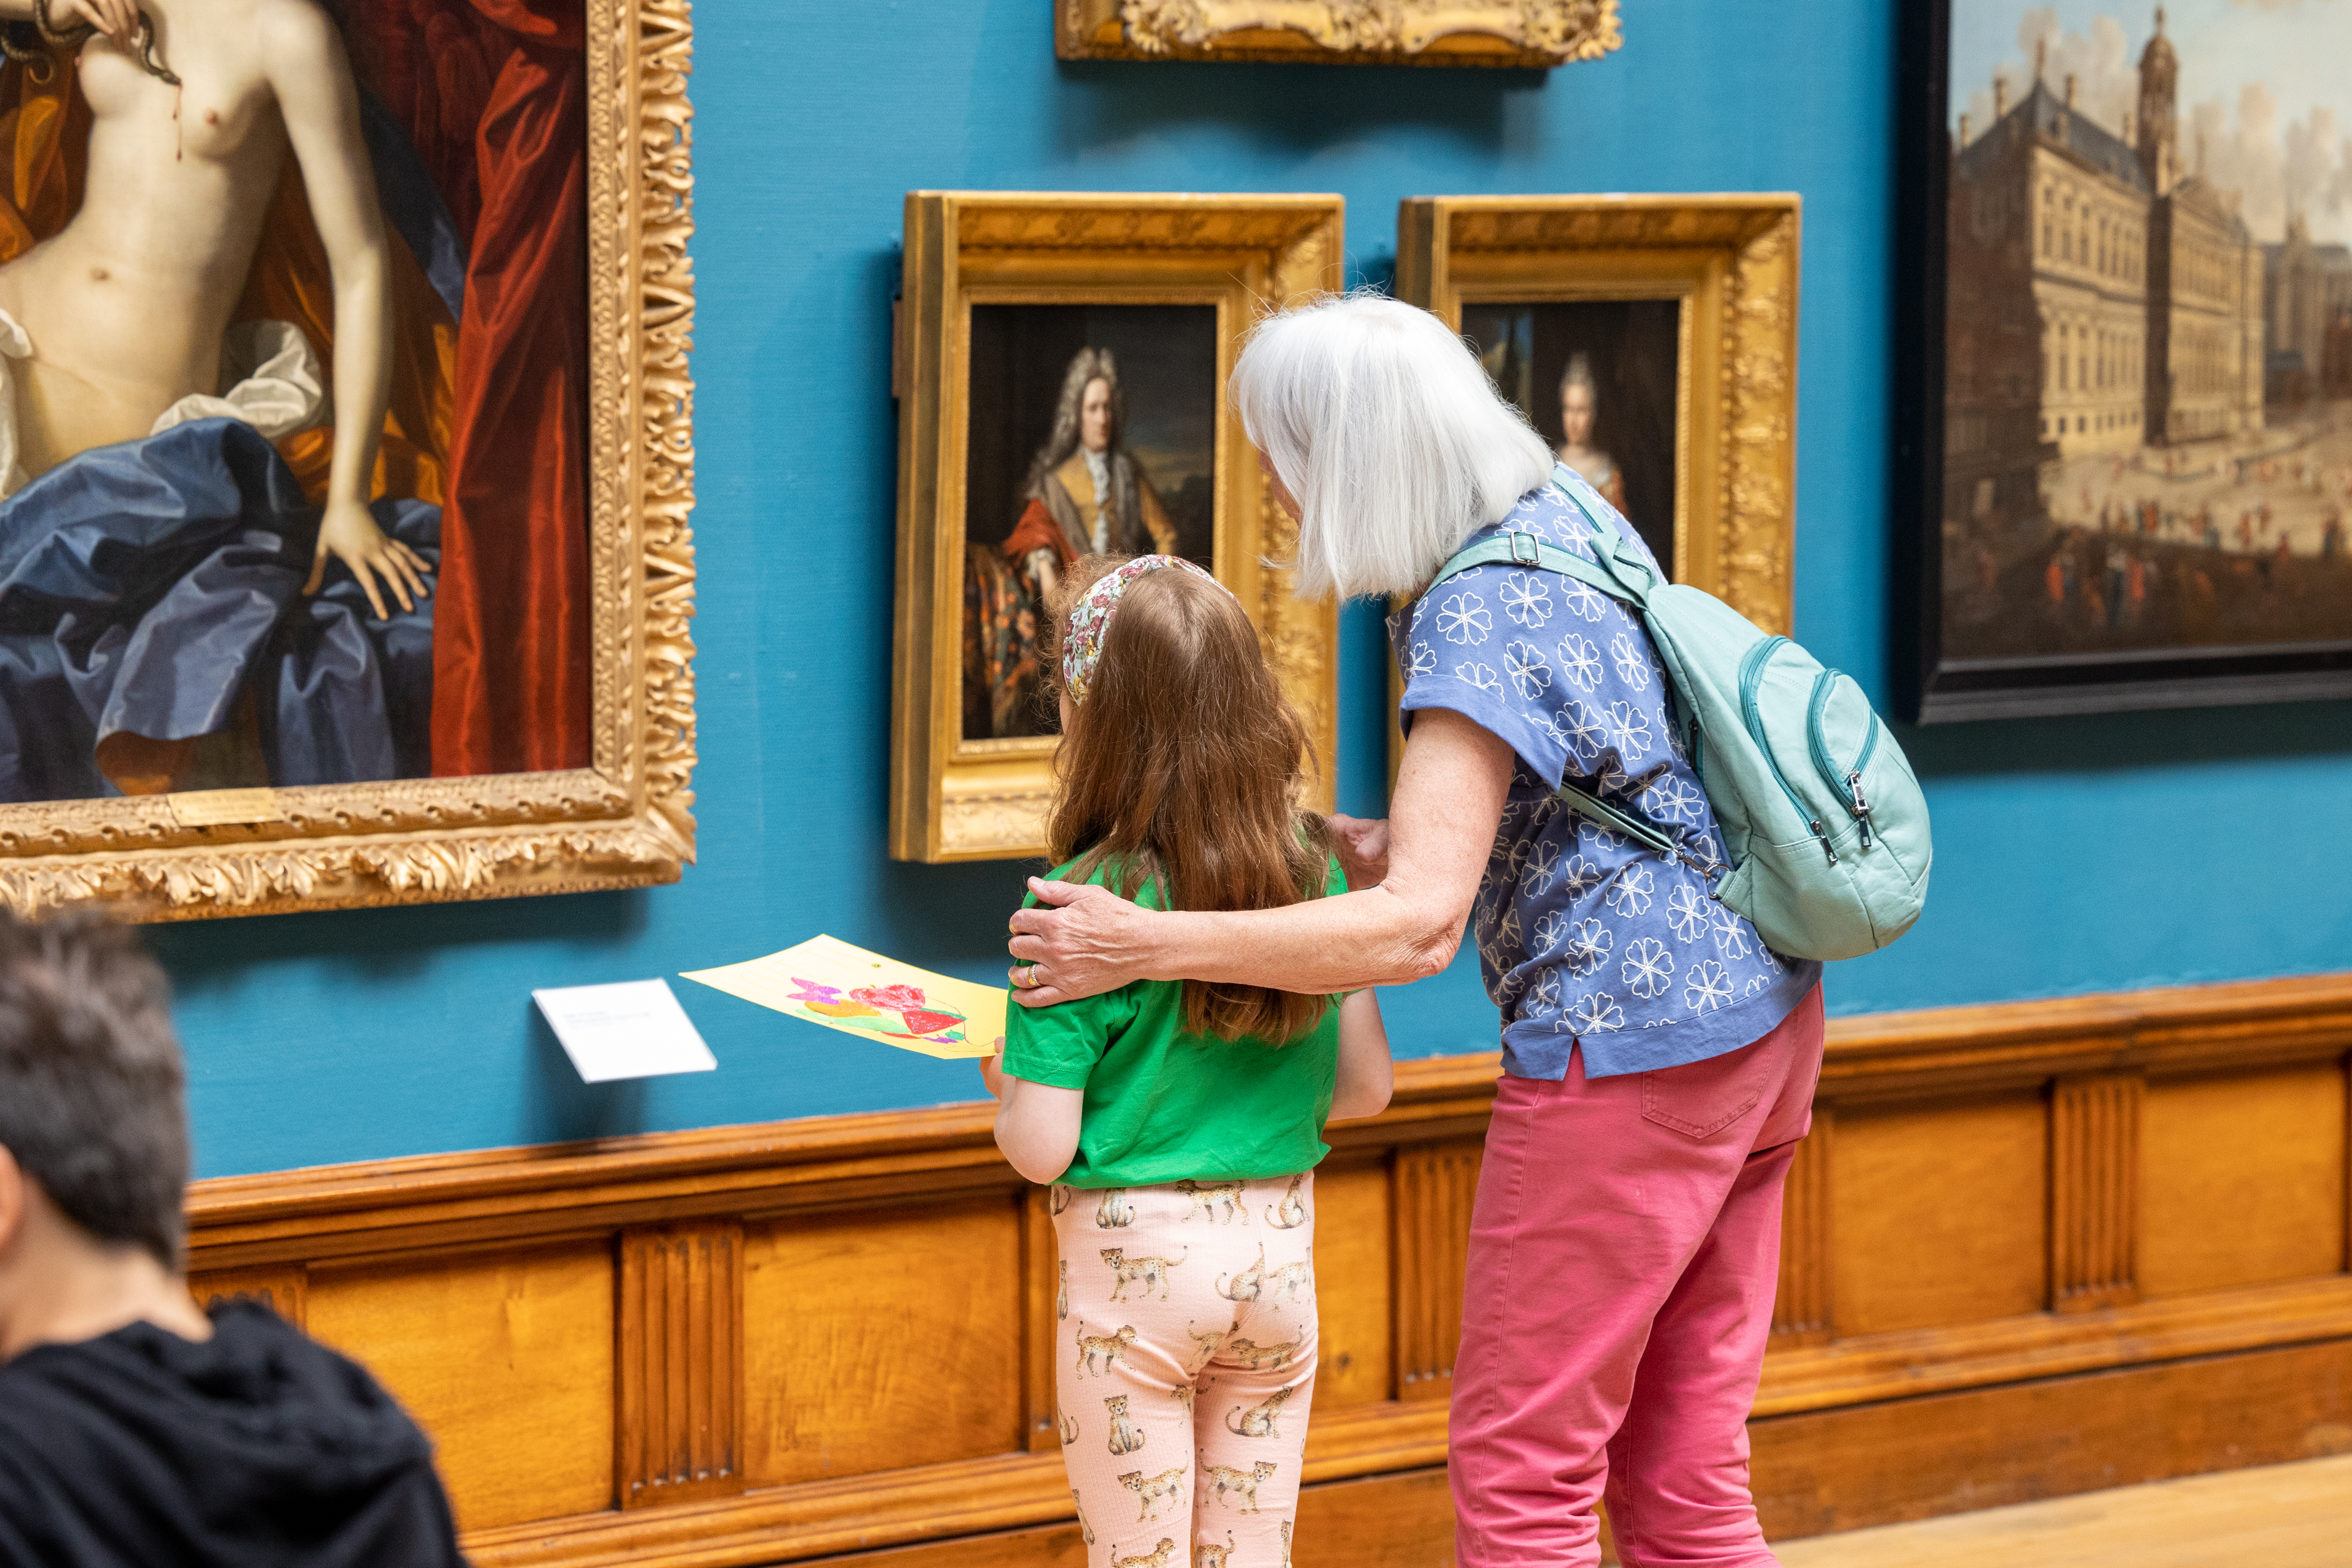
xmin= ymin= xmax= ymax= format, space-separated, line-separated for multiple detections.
xmin=1425 ymin=467 xmax=1930 ymax=963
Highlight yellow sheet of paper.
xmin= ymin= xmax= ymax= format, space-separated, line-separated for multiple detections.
xmin=679 ymin=935 xmax=1006 ymax=1060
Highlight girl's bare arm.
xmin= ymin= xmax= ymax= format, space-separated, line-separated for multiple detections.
xmin=980 ymin=1055 xmax=1084 ymax=1185
xmin=1007 ymin=708 xmax=1515 ymax=1003
xmin=1327 ymin=989 xmax=1392 ymax=1122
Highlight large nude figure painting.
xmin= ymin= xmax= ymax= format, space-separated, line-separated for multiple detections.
xmin=0 ymin=0 xmax=585 ymax=801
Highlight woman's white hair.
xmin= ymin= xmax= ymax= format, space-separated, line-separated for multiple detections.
xmin=1230 ymin=291 xmax=1553 ymax=601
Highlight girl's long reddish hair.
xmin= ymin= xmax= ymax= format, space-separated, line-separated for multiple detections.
xmin=1047 ymin=557 xmax=1333 ymax=1044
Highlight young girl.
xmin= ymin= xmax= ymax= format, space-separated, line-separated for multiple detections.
xmin=983 ymin=552 xmax=1392 ymax=1568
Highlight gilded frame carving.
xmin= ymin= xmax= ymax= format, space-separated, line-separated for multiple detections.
xmin=891 ymin=192 xmax=1343 ymax=863
xmin=1056 ymin=0 xmax=1622 ymax=68
xmin=1398 ymin=194 xmax=1803 ymax=635
xmin=0 ymin=0 xmax=696 ymax=920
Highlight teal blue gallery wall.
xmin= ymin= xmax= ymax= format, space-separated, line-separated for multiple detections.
xmin=162 ymin=0 xmax=2352 ymax=1179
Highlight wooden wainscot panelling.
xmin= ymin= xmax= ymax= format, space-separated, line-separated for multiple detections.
xmin=2050 ymin=1073 xmax=2142 ymax=1311
xmin=188 ymin=1261 xmax=308 ymax=1328
xmin=306 ymin=1242 xmax=617 ymax=1532
xmin=1392 ymin=1137 xmax=1483 ymax=1402
xmin=1770 ymin=1110 xmax=1833 ymax=1347
xmin=1308 ymin=1153 xmax=1396 ymax=1410
xmin=181 ymin=973 xmax=2352 ymax=1567
xmin=1753 ymin=1338 xmax=2352 ymax=1540
xmin=1829 ymin=1090 xmax=2048 ymax=1335
xmin=814 ymin=1466 xmax=1460 ymax=1568
xmin=2138 ymin=1063 xmax=2347 ymax=1300
xmin=1021 ymin=1185 xmax=1062 ymax=1452
xmin=619 ymin=1223 xmax=744 ymax=1507
xmin=742 ymin=1196 xmax=1024 ymax=1488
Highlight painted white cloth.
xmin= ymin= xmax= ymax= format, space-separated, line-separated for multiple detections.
xmin=1082 ymin=446 xmax=1112 ymax=552
xmin=0 ymin=313 xmax=327 ymax=499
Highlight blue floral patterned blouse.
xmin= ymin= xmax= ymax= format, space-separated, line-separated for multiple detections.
xmin=1387 ymin=471 xmax=1821 ymax=1079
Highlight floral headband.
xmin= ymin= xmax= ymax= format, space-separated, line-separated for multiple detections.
xmin=1061 ymin=555 xmax=1228 ymax=704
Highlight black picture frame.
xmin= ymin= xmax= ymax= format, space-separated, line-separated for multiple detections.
xmin=1893 ymin=2 xmax=2352 ymax=722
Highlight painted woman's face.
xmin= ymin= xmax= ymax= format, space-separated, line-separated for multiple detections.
xmin=1080 ymin=377 xmax=1114 ymax=453
xmin=1560 ymin=381 xmax=1596 ymax=447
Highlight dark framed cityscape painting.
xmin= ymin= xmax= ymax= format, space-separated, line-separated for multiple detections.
xmin=1897 ymin=2 xmax=2352 ymax=721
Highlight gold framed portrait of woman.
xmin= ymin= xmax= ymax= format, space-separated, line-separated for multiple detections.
xmin=0 ymin=0 xmax=694 ymax=919
xmin=1399 ymin=194 xmax=1802 ymax=635
xmin=891 ymin=191 xmax=1343 ymax=863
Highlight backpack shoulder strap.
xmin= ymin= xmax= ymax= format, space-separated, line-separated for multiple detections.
xmin=1417 ymin=472 xmax=1715 ymax=877
xmin=1549 ymin=464 xmax=1663 ymax=597
xmin=1424 ymin=466 xmax=1660 ymax=605
xmin=1424 ymin=531 xmax=1627 ymax=599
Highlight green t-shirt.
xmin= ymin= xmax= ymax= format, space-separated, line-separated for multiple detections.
xmin=1001 ymin=852 xmax=1346 ymax=1190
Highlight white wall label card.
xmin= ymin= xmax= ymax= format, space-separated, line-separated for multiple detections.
xmin=533 ymin=978 xmax=717 ymax=1084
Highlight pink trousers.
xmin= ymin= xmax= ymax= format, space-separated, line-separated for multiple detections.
xmin=1450 ymin=986 xmax=1826 ymax=1567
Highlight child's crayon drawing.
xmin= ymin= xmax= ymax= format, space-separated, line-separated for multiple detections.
xmin=681 ymin=935 xmax=1005 ymax=1060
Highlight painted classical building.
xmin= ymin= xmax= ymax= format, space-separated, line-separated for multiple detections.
xmin=2264 ymin=217 xmax=2352 ymax=404
xmin=2134 ymin=17 xmax=2265 ymax=445
xmin=1945 ymin=8 xmax=2263 ymax=525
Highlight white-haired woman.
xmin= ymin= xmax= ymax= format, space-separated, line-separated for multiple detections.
xmin=1008 ymin=293 xmax=1825 ymax=1568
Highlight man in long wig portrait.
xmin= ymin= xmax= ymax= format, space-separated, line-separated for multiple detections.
xmin=965 ymin=346 xmax=1180 ymax=740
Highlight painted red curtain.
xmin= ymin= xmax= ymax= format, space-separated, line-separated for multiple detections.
xmin=351 ymin=0 xmax=590 ymax=777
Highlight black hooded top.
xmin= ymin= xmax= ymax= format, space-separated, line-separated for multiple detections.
xmin=0 ymin=1300 xmax=463 ymax=1566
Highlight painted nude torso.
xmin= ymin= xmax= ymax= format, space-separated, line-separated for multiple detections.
xmin=0 ymin=2 xmax=293 ymax=478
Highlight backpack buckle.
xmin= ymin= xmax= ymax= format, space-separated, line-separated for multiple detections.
xmin=1509 ymin=532 xmax=1540 ymax=567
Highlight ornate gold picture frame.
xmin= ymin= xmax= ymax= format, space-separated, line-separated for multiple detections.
xmin=0 ymin=0 xmax=695 ymax=920
xmin=891 ymin=192 xmax=1343 ymax=863
xmin=1056 ymin=0 xmax=1623 ymax=67
xmin=1399 ymin=194 xmax=1802 ymax=635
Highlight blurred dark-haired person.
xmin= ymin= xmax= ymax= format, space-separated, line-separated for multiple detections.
xmin=0 ymin=913 xmax=464 ymax=1567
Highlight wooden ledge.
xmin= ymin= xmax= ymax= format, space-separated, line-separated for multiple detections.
xmin=185 ymin=1053 xmax=1509 ymax=1266
xmin=1817 ymin=971 xmax=2352 ymax=1100
xmin=1757 ymin=1276 xmax=2352 ymax=1417
xmin=459 ymin=1400 xmax=1449 ymax=1568
xmin=186 ymin=971 xmax=2352 ymax=1261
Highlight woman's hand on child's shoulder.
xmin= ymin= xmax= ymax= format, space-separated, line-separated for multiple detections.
xmin=1006 ymin=878 xmax=1156 ymax=1007
xmin=1328 ymin=814 xmax=1391 ymax=891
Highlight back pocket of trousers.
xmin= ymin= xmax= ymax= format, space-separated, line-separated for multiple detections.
xmin=1640 ymin=1039 xmax=1774 ymax=1140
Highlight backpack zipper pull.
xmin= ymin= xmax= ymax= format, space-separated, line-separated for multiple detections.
xmin=1847 ymin=770 xmax=1874 ymax=851
xmin=1811 ymin=818 xmax=1838 ymax=867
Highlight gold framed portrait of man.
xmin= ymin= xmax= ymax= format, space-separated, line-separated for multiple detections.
xmin=0 ymin=0 xmax=695 ymax=918
xmin=891 ymin=191 xmax=1343 ymax=863
xmin=1399 ymin=194 xmax=1803 ymax=636
xmin=1055 ymin=0 xmax=1623 ymax=68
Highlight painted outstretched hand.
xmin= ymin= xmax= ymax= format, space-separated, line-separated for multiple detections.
xmin=308 ymin=498 xmax=431 ymax=621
